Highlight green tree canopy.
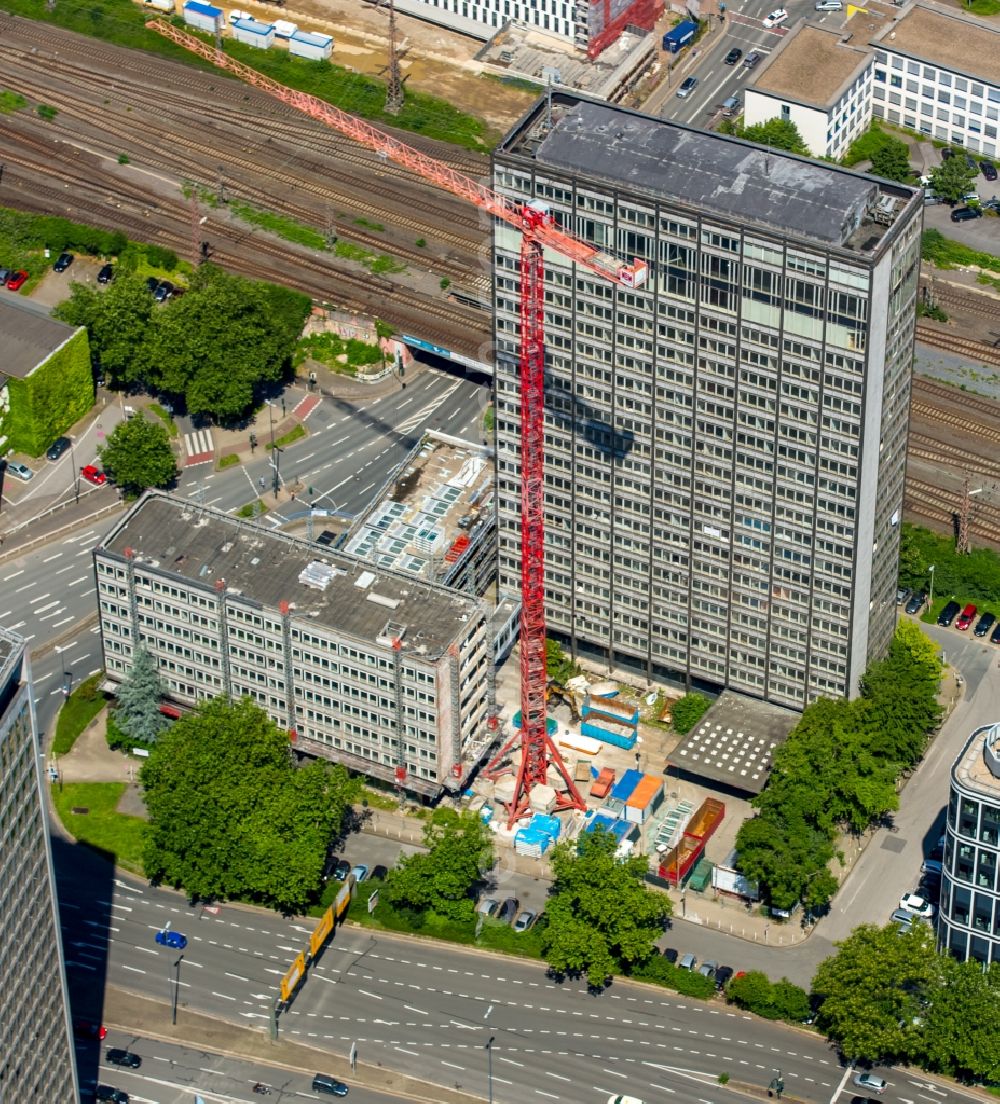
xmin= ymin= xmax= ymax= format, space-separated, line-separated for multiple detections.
xmin=98 ymin=413 xmax=176 ymax=496
xmin=141 ymin=696 xmax=358 ymax=912
xmin=135 ymin=265 xmax=309 ymax=421
xmin=671 ymin=692 xmax=710 ymax=735
xmin=897 ymin=522 xmax=1000 ymax=605
xmin=739 ymin=117 xmax=810 ymax=156
xmin=541 ymin=827 xmax=671 ymax=988
xmin=53 ymin=273 xmax=154 ymax=385
xmin=113 ymin=646 xmax=167 ymax=744
xmin=545 ymin=638 xmax=579 ymax=685
xmin=928 ymin=155 xmax=977 ymax=203
xmin=727 ymin=970 xmax=811 ymax=1022
xmin=919 ymin=958 xmax=1000 ymax=1081
xmin=870 ymin=138 xmax=912 ymax=182
xmin=383 ymin=807 xmax=493 ymax=922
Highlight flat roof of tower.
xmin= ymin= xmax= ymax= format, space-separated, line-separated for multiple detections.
xmin=499 ymin=94 xmax=917 ymax=253
xmin=96 ymin=492 xmax=484 ymax=659
xmin=872 ymin=3 xmax=1000 ymax=88
xmin=752 ymin=24 xmax=872 ymax=109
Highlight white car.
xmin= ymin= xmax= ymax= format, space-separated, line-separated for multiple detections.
xmin=899 ymin=892 xmax=935 ymax=919
xmin=763 ymin=7 xmax=788 ymax=26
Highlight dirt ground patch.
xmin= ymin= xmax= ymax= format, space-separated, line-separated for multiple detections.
xmin=236 ymin=0 xmax=537 ymax=132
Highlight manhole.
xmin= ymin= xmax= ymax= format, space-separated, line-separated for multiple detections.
xmin=881 ymin=835 xmax=906 ymax=853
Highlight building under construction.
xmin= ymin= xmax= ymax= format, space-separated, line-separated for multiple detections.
xmin=93 ymin=492 xmax=496 ymax=798
xmin=492 ymin=94 xmax=923 ymax=711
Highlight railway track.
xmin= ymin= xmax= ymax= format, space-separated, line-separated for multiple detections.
xmin=912 ymin=375 xmax=1000 ymax=423
xmin=905 ymin=476 xmax=1000 ymax=548
xmin=908 ymin=432 xmax=1000 ymax=481
xmin=915 ymin=323 xmax=1000 ymax=367
xmin=920 ymin=281 xmax=1000 ymax=322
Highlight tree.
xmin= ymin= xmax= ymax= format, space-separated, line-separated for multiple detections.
xmin=870 ymin=138 xmax=912 ymax=183
xmin=812 ymin=923 xmax=943 ymax=1062
xmin=740 ymin=117 xmax=810 ymax=156
xmin=113 ymin=646 xmax=167 ymax=744
xmin=542 ymin=827 xmax=671 ymax=988
xmin=671 ymin=692 xmax=710 ymax=735
xmin=98 ymin=413 xmax=176 ymax=496
xmin=53 ymin=274 xmax=154 ymax=385
xmin=383 ymin=808 xmax=493 ymax=921
xmin=545 ymin=638 xmax=578 ymax=685
xmin=141 ymin=696 xmax=358 ymax=912
xmin=135 ymin=265 xmax=309 ymax=421
xmin=920 ymin=958 xmax=1000 ymax=1080
xmin=928 ymin=155 xmax=977 ymax=203
xmin=726 ymin=971 xmax=810 ymax=1022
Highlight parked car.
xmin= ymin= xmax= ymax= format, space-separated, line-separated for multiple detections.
xmin=6 ymin=460 xmax=33 ymax=482
xmin=743 ymin=50 xmax=762 ymax=69
xmin=992 ymin=622 xmax=1000 ymax=645
xmin=921 ymin=858 xmax=944 ymax=878
xmin=370 ymin=864 xmax=388 ymax=881
xmin=814 ymin=0 xmax=842 ymax=8
xmin=97 ymin=263 xmax=115 ymax=284
xmin=896 ymin=586 xmax=912 ymax=605
xmin=350 ymin=864 xmax=369 ymax=883
xmin=852 ymin=1072 xmax=887 ymax=1095
xmin=324 ymin=856 xmax=351 ymax=882
xmin=476 ymin=898 xmax=500 ymax=918
xmin=905 ymin=590 xmax=927 ymax=615
xmin=46 ymin=436 xmax=71 ymax=461
xmin=96 ymin=1087 xmax=129 ymax=1103
xmin=714 ymin=965 xmax=734 ymax=989
xmin=80 ymin=464 xmax=107 ymax=486
xmin=964 ymin=153 xmax=979 ymax=171
xmin=662 ymin=946 xmax=679 ymax=963
xmin=890 ymin=907 xmax=913 ymax=927
xmin=956 ymin=602 xmax=978 ymax=630
xmin=942 ymin=147 xmax=953 ymax=160
xmin=975 ymin=612 xmax=996 ymax=638
xmin=951 ymin=206 xmax=982 ymax=222
xmin=676 ymin=76 xmax=698 ymax=98
xmin=723 ymin=47 xmax=742 ymax=64
xmin=498 ymin=897 xmax=519 ymax=923
xmin=106 ymin=1049 xmax=141 ymax=1069
xmin=981 ymin=161 xmax=999 ymax=182
xmin=73 ymin=1019 xmax=107 ymax=1041
xmin=0 ymin=267 xmax=10 ymax=283
xmin=153 ymin=280 xmax=174 ymax=303
xmin=513 ymin=910 xmax=537 ymax=932
xmin=900 ymin=892 xmax=935 ymax=919
xmin=6 ymin=269 xmax=28 ymax=290
xmin=155 ymin=929 xmax=187 ymax=949
xmin=698 ymin=959 xmax=718 ymax=979
xmin=678 ymin=953 xmax=697 ymax=970
xmin=53 ymin=251 xmax=74 ymax=272
xmin=145 ymin=276 xmax=160 ymax=293
xmin=937 ymin=600 xmax=961 ymax=627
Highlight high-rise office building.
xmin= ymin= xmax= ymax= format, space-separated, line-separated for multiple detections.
xmin=493 ymin=94 xmax=921 ymax=710
xmin=939 ymin=722 xmax=1000 ymax=966
xmin=0 ymin=628 xmax=78 ymax=1098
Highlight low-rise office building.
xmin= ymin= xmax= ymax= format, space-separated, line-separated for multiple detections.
xmin=940 ymin=722 xmax=1000 ymax=966
xmin=743 ymin=24 xmax=874 ymax=159
xmin=94 ymin=492 xmax=495 ymax=798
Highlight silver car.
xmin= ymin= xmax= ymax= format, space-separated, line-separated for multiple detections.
xmin=6 ymin=460 xmax=33 ymax=482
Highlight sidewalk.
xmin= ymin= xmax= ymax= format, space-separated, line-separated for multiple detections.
xmin=103 ymin=985 xmax=480 ymax=1104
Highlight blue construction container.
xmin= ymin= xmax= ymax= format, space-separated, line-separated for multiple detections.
xmin=662 ymin=19 xmax=698 ymax=53
xmin=610 ymin=768 xmax=643 ymax=805
xmin=531 ymin=813 xmax=562 ymax=841
xmin=581 ymin=718 xmax=637 ymax=750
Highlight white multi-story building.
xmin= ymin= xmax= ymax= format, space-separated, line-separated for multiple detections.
xmin=492 ymin=94 xmax=922 ymax=711
xmin=94 ymin=493 xmax=494 ymax=798
xmin=0 ymin=629 xmax=78 ymax=1099
xmin=870 ymin=3 xmax=1000 ymax=158
xmin=744 ymin=24 xmax=874 ymax=160
xmin=940 ymin=723 xmax=1000 ymax=966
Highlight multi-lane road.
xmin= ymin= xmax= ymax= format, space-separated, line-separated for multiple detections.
xmin=647 ymin=0 xmax=847 ymax=129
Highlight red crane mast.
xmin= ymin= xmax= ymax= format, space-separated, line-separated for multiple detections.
xmin=147 ymin=20 xmax=648 ymax=825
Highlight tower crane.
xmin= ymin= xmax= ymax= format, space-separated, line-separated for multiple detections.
xmin=147 ymin=19 xmax=649 ymax=825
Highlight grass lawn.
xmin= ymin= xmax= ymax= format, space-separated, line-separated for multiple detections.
xmin=52 ymin=675 xmax=106 ymax=756
xmin=50 ymin=782 xmax=147 ymax=874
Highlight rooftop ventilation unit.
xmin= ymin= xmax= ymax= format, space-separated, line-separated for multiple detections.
xmin=377 ymin=621 xmax=408 ymax=646
xmin=299 ymin=561 xmax=340 ymax=590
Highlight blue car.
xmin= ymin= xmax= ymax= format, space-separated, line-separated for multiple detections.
xmin=155 ymin=929 xmax=187 ymax=949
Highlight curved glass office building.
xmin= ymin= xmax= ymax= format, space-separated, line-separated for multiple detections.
xmin=941 ymin=723 xmax=1000 ymax=965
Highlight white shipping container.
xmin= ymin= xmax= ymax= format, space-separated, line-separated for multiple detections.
xmin=145 ymin=0 xmax=176 ymax=12
xmin=273 ymin=18 xmax=298 ymax=36
xmin=231 ymin=17 xmax=275 ymax=47
xmin=228 ymin=8 xmax=253 ymax=22
xmin=183 ymin=1 xmax=223 ymax=33
xmin=288 ymin=29 xmax=334 ymax=60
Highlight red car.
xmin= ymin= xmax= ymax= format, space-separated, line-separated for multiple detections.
xmin=6 ymin=269 xmax=28 ymax=291
xmin=956 ymin=603 xmax=978 ymax=631
xmin=73 ymin=1019 xmax=107 ymax=1041
xmin=80 ymin=464 xmax=107 ymax=486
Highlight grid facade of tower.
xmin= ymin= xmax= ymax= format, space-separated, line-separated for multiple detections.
xmin=492 ymin=99 xmax=920 ymax=711
xmin=0 ymin=630 xmax=77 ymax=1099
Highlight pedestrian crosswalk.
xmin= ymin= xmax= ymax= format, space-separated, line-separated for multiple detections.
xmin=184 ymin=429 xmax=214 ymax=466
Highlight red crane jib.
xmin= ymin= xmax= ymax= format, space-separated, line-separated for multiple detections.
xmin=148 ymin=20 xmax=649 ymax=826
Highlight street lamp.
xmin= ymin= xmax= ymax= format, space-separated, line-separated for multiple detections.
xmin=928 ymin=564 xmax=935 ymax=609
xmin=171 ymin=954 xmax=184 ymax=1025
xmin=485 ymin=1034 xmax=495 ymax=1104
xmin=267 ymin=401 xmax=281 ymax=499
xmin=69 ymin=438 xmax=79 ymax=504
